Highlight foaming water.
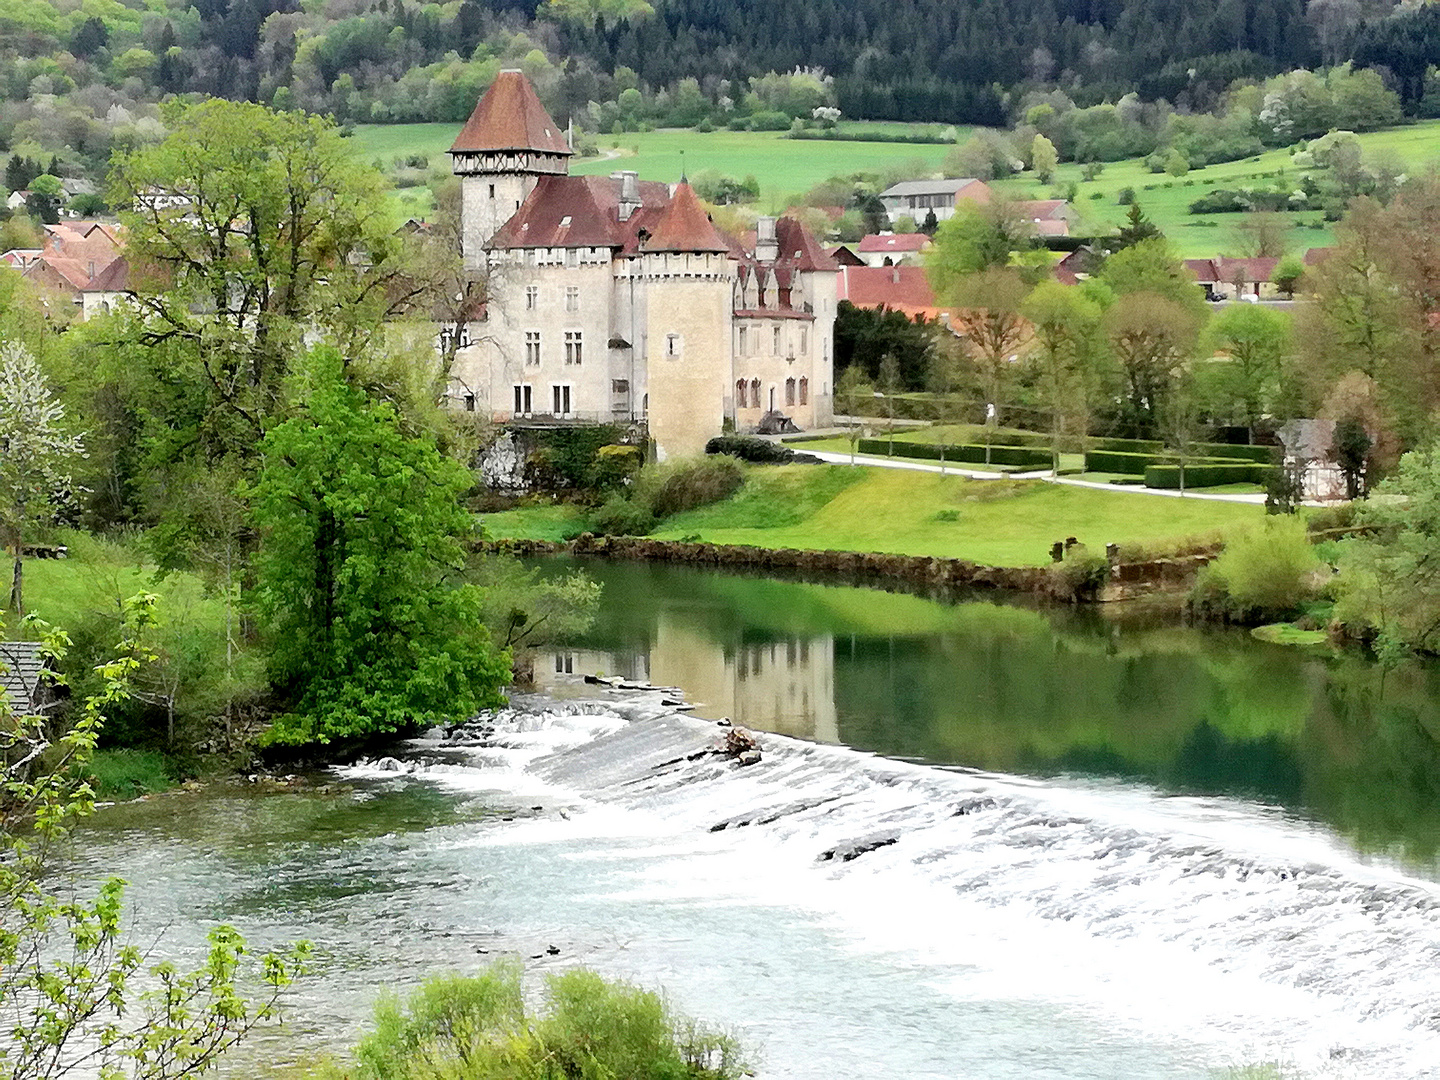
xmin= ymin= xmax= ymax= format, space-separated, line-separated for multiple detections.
xmin=316 ymin=699 xmax=1440 ymax=1079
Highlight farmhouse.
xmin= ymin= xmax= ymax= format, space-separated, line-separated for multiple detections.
xmin=445 ymin=71 xmax=839 ymax=459
xmin=877 ymin=178 xmax=992 ymax=225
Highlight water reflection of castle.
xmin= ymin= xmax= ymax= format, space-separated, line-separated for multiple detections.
xmin=537 ymin=613 xmax=837 ymax=744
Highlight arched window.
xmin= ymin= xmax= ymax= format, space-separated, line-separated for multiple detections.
xmin=798 ymin=377 xmax=809 ymax=405
xmin=749 ymin=378 xmax=761 ymax=409
xmin=736 ymin=379 xmax=747 ymax=408
xmin=785 ymin=377 xmax=796 ymax=406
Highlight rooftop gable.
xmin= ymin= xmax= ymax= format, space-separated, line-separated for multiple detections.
xmin=450 ymin=70 xmax=572 ymax=157
xmin=774 ymin=217 xmax=839 ymax=271
xmin=857 ymin=232 xmax=931 ymax=253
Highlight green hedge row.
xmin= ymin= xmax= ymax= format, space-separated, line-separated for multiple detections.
xmin=1142 ymin=463 xmax=1277 ymax=489
xmin=1086 ymin=447 xmax=1276 ymax=475
xmin=858 ymin=439 xmax=1053 ymax=467
xmin=1089 ymin=437 xmax=1276 ymax=462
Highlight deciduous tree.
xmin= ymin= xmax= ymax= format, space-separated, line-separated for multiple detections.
xmin=251 ymin=348 xmax=510 ymax=745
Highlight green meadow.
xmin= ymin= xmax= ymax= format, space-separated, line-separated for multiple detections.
xmin=351 ymin=116 xmax=1440 ymax=254
xmin=482 ymin=465 xmax=1263 ymax=567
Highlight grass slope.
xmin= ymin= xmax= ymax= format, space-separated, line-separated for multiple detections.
xmin=477 ymin=465 xmax=1261 ymax=566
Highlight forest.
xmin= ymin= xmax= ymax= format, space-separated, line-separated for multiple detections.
xmin=3 ymin=0 xmax=1440 ymax=185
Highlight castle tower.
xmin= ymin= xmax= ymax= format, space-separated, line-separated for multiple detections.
xmin=449 ymin=70 xmax=572 ymax=270
xmin=640 ymin=182 xmax=735 ymax=460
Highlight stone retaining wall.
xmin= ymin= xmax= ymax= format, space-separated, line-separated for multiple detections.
xmin=476 ymin=535 xmax=1215 ymax=601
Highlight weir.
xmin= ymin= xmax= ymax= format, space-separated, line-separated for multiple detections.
xmin=349 ymin=694 xmax=1440 ymax=1080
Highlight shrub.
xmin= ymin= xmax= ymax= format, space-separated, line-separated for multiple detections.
xmin=1048 ymin=545 xmax=1110 ymax=601
xmin=1192 ymin=516 xmax=1319 ymax=620
xmin=1143 ymin=462 xmax=1276 ymax=488
xmin=1307 ymin=501 xmax=1359 ymax=533
xmin=635 ymin=455 xmax=745 ymax=518
xmin=588 ymin=443 xmax=643 ymax=491
xmin=590 ymin=497 xmax=657 ymax=536
xmin=85 ymin=749 xmax=175 ymax=799
xmin=345 ymin=965 xmax=746 ymax=1080
xmin=857 ymin=438 xmax=1051 ymax=468
xmin=706 ymin=435 xmax=800 ymax=463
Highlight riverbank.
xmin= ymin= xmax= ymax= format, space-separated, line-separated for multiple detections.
xmin=481 ymin=466 xmax=1264 ymax=569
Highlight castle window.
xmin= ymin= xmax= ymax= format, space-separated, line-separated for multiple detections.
xmin=799 ymin=377 xmax=808 ymax=405
xmin=749 ymin=378 xmax=760 ymax=408
xmin=785 ymin=377 xmax=796 ymax=406
xmin=736 ymin=379 xmax=747 ymax=408
xmin=525 ymin=285 xmax=538 ymax=310
xmin=665 ymin=333 xmax=681 ymax=358
xmin=799 ymin=327 xmax=808 ymax=354
xmin=489 ymin=184 xmax=495 ymax=198
xmin=738 ymin=326 xmax=747 ymax=355
xmin=565 ymin=286 xmax=579 ymax=312
xmin=464 ymin=393 xmax=476 ymax=413
xmin=564 ymin=331 xmax=583 ymax=365
xmin=772 ymin=326 xmax=782 ymax=354
xmin=552 ymin=384 xmax=572 ymax=416
xmin=525 ymin=331 xmax=540 ymax=366
xmin=513 ymin=384 xmax=532 ymax=414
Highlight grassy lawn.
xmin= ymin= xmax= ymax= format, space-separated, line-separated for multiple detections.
xmin=650 ymin=466 xmax=1261 ymax=566
xmin=478 ymin=503 xmax=586 ymax=542
xmin=351 ymin=123 xmax=969 ymax=211
xmin=353 ymin=116 xmax=1440 ymax=250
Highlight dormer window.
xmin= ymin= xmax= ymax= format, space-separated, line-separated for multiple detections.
xmin=560 ymin=215 xmax=572 ymax=227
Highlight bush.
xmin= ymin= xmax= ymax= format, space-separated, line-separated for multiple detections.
xmin=86 ymin=749 xmax=175 ymax=799
xmin=346 ymin=965 xmax=747 ymax=1080
xmin=635 ymin=455 xmax=745 ymax=518
xmin=1192 ymin=516 xmax=1319 ymax=621
xmin=1048 ymin=546 xmax=1110 ymax=601
xmin=1143 ymin=462 xmax=1276 ymax=488
xmin=590 ymin=497 xmax=657 ymax=536
xmin=588 ymin=443 xmax=643 ymax=491
xmin=1307 ymin=501 xmax=1359 ymax=533
xmin=857 ymin=438 xmax=1051 ymax=468
xmin=706 ymin=435 xmax=801 ymax=463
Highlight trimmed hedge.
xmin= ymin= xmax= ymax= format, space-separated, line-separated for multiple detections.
xmin=858 ymin=438 xmax=1052 ymax=468
xmin=1195 ymin=442 xmax=1276 ymax=463
xmin=1143 ymin=463 xmax=1277 ymax=489
xmin=705 ymin=435 xmax=799 ymax=463
xmin=1090 ymin=437 xmax=1276 ymax=463
xmin=1086 ymin=446 xmax=1277 ymax=475
xmin=1092 ymin=437 xmax=1164 ymax=455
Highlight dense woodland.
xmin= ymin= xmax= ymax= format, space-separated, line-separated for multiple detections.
xmin=4 ymin=0 xmax=1440 ymax=183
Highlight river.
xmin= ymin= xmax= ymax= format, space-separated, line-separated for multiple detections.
xmin=72 ymin=560 xmax=1440 ymax=1079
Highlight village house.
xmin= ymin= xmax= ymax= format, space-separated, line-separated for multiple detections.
xmin=1184 ymin=256 xmax=1282 ymax=301
xmin=445 ymin=71 xmax=839 ymax=459
xmin=1015 ymin=199 xmax=1077 ymax=238
xmin=855 ymin=232 xmax=932 ymax=267
xmin=13 ymin=221 xmax=128 ymax=320
xmin=877 ymin=178 xmax=992 ymax=226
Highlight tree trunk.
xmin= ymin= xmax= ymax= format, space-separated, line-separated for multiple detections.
xmin=9 ymin=553 xmax=21 ymax=619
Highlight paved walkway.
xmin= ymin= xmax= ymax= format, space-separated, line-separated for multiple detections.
xmin=805 ymin=450 xmax=1270 ymax=505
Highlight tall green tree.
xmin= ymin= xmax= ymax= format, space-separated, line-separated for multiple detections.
xmin=1103 ymin=292 xmax=1201 ymax=436
xmin=1022 ymin=280 xmax=1104 ymax=470
xmin=1205 ymin=303 xmax=1292 ymax=430
xmin=251 ymin=348 xmax=510 ymax=745
xmin=925 ymin=201 xmax=1035 ymax=295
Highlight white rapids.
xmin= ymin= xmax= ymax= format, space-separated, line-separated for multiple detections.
xmin=332 ymin=696 xmax=1440 ymax=1080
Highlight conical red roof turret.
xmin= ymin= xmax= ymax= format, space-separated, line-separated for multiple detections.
xmin=646 ymin=181 xmax=730 ymax=253
xmin=450 ymin=70 xmax=572 ymax=156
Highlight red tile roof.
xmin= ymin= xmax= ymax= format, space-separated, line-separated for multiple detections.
xmin=1184 ymin=258 xmax=1220 ymax=283
xmin=1215 ymin=256 xmax=1279 ymax=283
xmin=857 ymin=232 xmax=931 ymax=253
xmin=450 ymin=70 xmax=572 ymax=156
xmin=774 ymin=217 xmax=839 ymax=271
xmin=1016 ymin=199 xmax=1070 ymax=219
xmin=646 ymin=181 xmax=730 ymax=253
xmin=1304 ymin=246 xmax=1335 ymax=266
xmin=838 ymin=265 xmax=938 ymax=317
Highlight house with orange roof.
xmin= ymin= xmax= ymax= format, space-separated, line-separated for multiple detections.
xmin=18 ymin=221 xmax=128 ymax=321
xmin=445 ymin=70 xmax=839 ymax=458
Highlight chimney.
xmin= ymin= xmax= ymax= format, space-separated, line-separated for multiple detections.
xmin=891 ymin=267 xmax=900 ymax=284
xmin=617 ymin=170 xmax=640 ymax=222
xmin=756 ymin=216 xmax=778 ymax=262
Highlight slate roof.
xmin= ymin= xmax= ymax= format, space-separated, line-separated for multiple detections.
xmin=0 ymin=640 xmax=49 ymax=715
xmin=879 ymin=178 xmax=989 ymax=200
xmin=774 ymin=217 xmax=839 ymax=272
xmin=490 ymin=174 xmax=672 ymax=252
xmin=450 ymin=70 xmax=573 ymax=157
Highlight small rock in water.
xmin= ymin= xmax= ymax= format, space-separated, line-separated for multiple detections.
xmin=375 ymin=757 xmax=404 ymax=772
xmin=736 ymin=749 xmax=762 ymax=767
xmin=545 ymin=945 xmax=560 ymax=956
xmin=531 ymin=805 xmax=543 ymax=811
xmin=716 ymin=717 xmax=733 ymax=727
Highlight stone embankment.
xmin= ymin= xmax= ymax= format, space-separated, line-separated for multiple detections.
xmin=476 ymin=534 xmax=1216 ymax=601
